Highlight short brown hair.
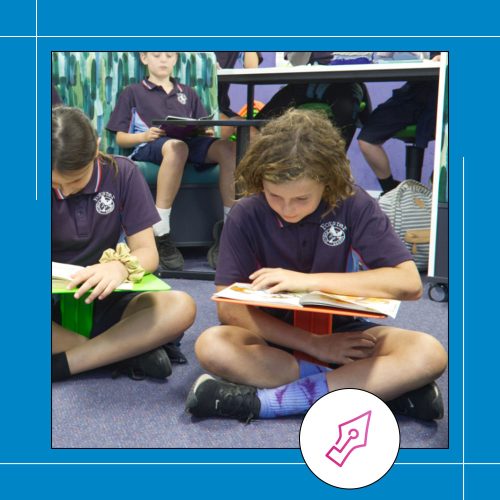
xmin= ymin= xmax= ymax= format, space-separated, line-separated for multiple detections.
xmin=235 ymin=108 xmax=355 ymax=209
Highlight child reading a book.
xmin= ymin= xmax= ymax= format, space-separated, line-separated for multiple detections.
xmin=186 ymin=108 xmax=447 ymax=422
xmin=52 ymin=106 xmax=196 ymax=382
xmin=106 ymin=52 xmax=236 ymax=271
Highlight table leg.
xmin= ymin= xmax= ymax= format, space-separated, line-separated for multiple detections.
xmin=293 ymin=310 xmax=332 ymax=367
xmin=247 ymin=83 xmax=255 ymax=118
xmin=235 ymin=127 xmax=250 ymax=164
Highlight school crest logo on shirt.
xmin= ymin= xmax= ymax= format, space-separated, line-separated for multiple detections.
xmin=177 ymin=92 xmax=187 ymax=105
xmin=94 ymin=192 xmax=115 ymax=215
xmin=321 ymin=221 xmax=346 ymax=247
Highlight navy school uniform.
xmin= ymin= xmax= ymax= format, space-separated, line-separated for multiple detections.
xmin=52 ymin=155 xmax=159 ymax=266
xmin=106 ymin=78 xmax=217 ymax=165
xmin=52 ymin=156 xmax=160 ymax=336
xmin=215 ymin=189 xmax=413 ymax=331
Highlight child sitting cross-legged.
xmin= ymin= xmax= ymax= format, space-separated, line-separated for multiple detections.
xmin=186 ymin=109 xmax=447 ymax=423
xmin=52 ymin=106 xmax=196 ymax=382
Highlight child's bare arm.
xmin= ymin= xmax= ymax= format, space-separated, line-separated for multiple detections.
xmin=125 ymin=227 xmax=159 ymax=273
xmin=250 ymin=260 xmax=423 ymax=301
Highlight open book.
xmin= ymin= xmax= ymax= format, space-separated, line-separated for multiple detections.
xmin=213 ymin=283 xmax=400 ymax=319
xmin=52 ymin=262 xmax=170 ymax=293
xmin=156 ymin=113 xmax=215 ymax=140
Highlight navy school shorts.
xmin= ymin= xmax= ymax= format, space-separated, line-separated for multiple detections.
xmin=261 ymin=307 xmax=380 ymax=333
xmin=52 ymin=292 xmax=137 ymax=338
xmin=132 ymin=135 xmax=218 ymax=167
xmin=357 ymin=81 xmax=438 ymax=149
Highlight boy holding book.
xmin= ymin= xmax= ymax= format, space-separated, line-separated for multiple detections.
xmin=186 ymin=109 xmax=447 ymax=422
xmin=107 ymin=52 xmax=236 ymax=270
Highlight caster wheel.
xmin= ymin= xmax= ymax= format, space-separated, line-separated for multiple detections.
xmin=428 ymin=283 xmax=448 ymax=303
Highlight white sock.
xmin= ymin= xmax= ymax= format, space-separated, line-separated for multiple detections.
xmin=223 ymin=206 xmax=232 ymax=221
xmin=153 ymin=207 xmax=171 ymax=237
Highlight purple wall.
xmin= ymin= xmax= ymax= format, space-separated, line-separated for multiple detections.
xmin=226 ymin=52 xmax=435 ymax=192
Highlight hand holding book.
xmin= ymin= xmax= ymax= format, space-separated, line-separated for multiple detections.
xmin=52 ymin=261 xmax=131 ymax=304
xmin=157 ymin=113 xmax=215 ymax=140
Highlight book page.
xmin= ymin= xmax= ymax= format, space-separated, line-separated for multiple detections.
xmin=52 ymin=262 xmax=84 ymax=281
xmin=51 ymin=261 xmax=133 ymax=291
xmin=214 ymin=282 xmax=305 ymax=307
xmin=301 ymin=291 xmax=400 ymax=318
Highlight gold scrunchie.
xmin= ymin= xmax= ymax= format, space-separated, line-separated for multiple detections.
xmin=99 ymin=243 xmax=145 ymax=283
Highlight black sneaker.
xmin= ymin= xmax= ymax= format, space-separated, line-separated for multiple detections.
xmin=186 ymin=374 xmax=261 ymax=422
xmin=112 ymin=347 xmax=172 ymax=381
xmin=163 ymin=343 xmax=188 ymax=364
xmin=207 ymin=220 xmax=224 ymax=270
xmin=155 ymin=233 xmax=184 ymax=271
xmin=163 ymin=333 xmax=187 ymax=364
xmin=387 ymin=382 xmax=444 ymax=421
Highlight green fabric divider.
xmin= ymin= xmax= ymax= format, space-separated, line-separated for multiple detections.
xmin=52 ymin=52 xmax=219 ymax=157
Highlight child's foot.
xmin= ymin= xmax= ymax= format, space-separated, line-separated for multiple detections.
xmin=186 ymin=374 xmax=261 ymax=422
xmin=155 ymin=233 xmax=184 ymax=271
xmin=387 ymin=382 xmax=444 ymax=421
xmin=112 ymin=347 xmax=172 ymax=380
xmin=207 ymin=220 xmax=224 ymax=269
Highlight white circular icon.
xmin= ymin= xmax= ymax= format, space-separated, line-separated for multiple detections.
xmin=300 ymin=388 xmax=400 ymax=489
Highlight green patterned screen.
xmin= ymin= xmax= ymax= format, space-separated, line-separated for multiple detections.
xmin=52 ymin=52 xmax=219 ymax=155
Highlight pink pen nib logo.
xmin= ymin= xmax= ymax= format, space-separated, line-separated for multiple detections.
xmin=325 ymin=410 xmax=372 ymax=467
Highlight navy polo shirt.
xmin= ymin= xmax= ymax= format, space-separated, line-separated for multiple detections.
xmin=52 ymin=155 xmax=160 ymax=267
xmin=106 ymin=78 xmax=209 ymax=135
xmin=215 ymin=188 xmax=413 ymax=286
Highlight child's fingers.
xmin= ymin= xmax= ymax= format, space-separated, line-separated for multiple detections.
xmin=97 ymin=282 xmax=117 ymax=301
xmin=267 ymin=283 xmax=288 ymax=294
xmin=252 ymin=275 xmax=280 ymax=291
xmin=249 ymin=268 xmax=273 ymax=280
xmin=66 ymin=267 xmax=92 ymax=290
xmin=84 ymin=280 xmax=109 ymax=304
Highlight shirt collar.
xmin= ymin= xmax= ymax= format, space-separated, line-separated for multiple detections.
xmin=53 ymin=158 xmax=103 ymax=200
xmin=142 ymin=77 xmax=182 ymax=93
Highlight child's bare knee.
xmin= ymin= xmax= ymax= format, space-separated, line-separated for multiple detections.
xmin=412 ymin=332 xmax=448 ymax=380
xmin=194 ymin=326 xmax=232 ymax=371
xmin=162 ymin=139 xmax=189 ymax=159
xmin=164 ymin=290 xmax=196 ymax=328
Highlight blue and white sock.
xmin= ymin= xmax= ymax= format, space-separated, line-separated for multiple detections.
xmin=298 ymin=359 xmax=332 ymax=378
xmin=257 ymin=372 xmax=329 ymax=419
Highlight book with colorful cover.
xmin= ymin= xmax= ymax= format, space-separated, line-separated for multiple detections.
xmin=213 ymin=282 xmax=400 ymax=319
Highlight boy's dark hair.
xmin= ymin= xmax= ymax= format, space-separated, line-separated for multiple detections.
xmin=235 ymin=108 xmax=355 ymax=209
xmin=52 ymin=106 xmax=116 ymax=172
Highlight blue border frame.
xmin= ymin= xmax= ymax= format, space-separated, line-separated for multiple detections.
xmin=4 ymin=0 xmax=488 ymax=493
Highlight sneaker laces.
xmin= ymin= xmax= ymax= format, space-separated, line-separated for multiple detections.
xmin=214 ymin=384 xmax=258 ymax=422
